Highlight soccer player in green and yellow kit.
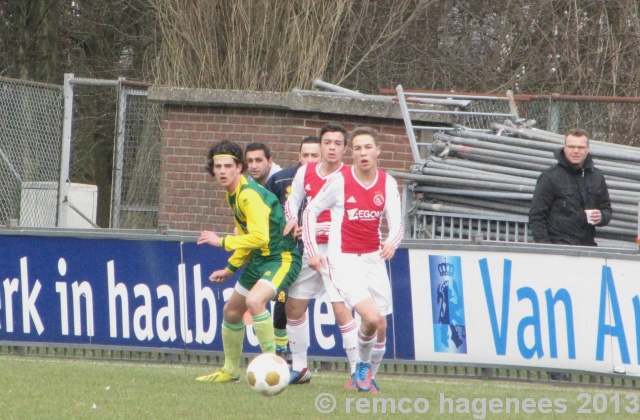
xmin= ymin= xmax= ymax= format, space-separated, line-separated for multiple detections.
xmin=196 ymin=140 xmax=301 ymax=383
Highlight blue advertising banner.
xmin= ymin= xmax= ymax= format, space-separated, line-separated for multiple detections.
xmin=0 ymin=234 xmax=411 ymax=359
xmin=4 ymin=232 xmax=640 ymax=376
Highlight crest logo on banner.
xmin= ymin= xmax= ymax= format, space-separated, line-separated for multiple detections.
xmin=430 ymin=255 xmax=467 ymax=353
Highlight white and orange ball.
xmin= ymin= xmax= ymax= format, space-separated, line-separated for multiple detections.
xmin=246 ymin=353 xmax=290 ymax=396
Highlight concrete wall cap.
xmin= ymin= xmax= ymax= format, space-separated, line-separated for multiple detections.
xmin=148 ymin=86 xmax=450 ymax=123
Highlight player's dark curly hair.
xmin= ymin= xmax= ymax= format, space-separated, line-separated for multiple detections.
xmin=205 ymin=140 xmax=247 ymax=177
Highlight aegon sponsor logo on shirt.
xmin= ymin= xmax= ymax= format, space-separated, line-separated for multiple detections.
xmin=347 ymin=208 xmax=383 ymax=220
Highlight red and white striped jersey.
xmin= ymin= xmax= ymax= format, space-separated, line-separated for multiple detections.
xmin=303 ymin=167 xmax=403 ymax=256
xmin=284 ymin=161 xmax=346 ymax=244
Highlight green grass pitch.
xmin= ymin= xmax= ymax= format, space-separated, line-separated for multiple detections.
xmin=1 ymin=356 xmax=638 ymax=419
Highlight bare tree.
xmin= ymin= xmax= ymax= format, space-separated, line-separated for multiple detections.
xmin=3 ymin=1 xmax=639 ymax=96
xmin=151 ymin=0 xmax=432 ymax=91
xmin=343 ymin=0 xmax=640 ymax=97
xmin=0 ymin=0 xmax=61 ymax=82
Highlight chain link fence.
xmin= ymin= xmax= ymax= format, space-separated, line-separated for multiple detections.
xmin=433 ymin=93 xmax=640 ymax=149
xmin=516 ymin=96 xmax=640 ymax=146
xmin=391 ymin=87 xmax=640 ymax=149
xmin=111 ymin=85 xmax=163 ymax=229
xmin=0 ymin=77 xmax=63 ymax=227
xmin=2 ymin=80 xmax=640 ymax=231
xmin=66 ymin=77 xmax=162 ymax=229
xmin=455 ymin=95 xmax=514 ymax=131
xmin=0 ymin=75 xmax=162 ymax=229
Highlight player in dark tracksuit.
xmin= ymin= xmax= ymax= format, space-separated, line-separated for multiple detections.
xmin=264 ymin=136 xmax=320 ymax=361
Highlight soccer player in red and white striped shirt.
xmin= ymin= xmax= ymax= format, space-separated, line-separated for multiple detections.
xmin=283 ymin=123 xmax=358 ymax=385
xmin=303 ymin=126 xmax=403 ymax=392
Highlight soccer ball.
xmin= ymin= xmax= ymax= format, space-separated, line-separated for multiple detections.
xmin=246 ymin=353 xmax=290 ymax=396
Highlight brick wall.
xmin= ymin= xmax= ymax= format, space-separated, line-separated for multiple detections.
xmin=158 ymin=105 xmax=413 ymax=233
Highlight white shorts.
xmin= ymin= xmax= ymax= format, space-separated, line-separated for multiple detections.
xmin=326 ymin=251 xmax=393 ymax=315
xmin=288 ymin=243 xmax=343 ymax=302
xmin=234 ymin=279 xmax=275 ymax=298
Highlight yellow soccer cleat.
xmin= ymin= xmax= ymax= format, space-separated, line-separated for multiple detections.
xmin=195 ymin=369 xmax=240 ymax=383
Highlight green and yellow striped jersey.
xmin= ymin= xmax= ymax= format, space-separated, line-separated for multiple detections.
xmin=221 ymin=175 xmax=297 ymax=272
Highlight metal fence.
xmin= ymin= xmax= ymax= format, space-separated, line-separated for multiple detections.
xmin=386 ymin=87 xmax=640 ymax=149
xmin=395 ymin=87 xmax=640 ymax=248
xmin=516 ymin=95 xmax=640 ymax=147
xmin=408 ymin=211 xmax=531 ymax=243
xmin=3 ymin=78 xmax=640 ymax=231
xmin=63 ymin=75 xmax=162 ymax=229
xmin=0 ymin=77 xmax=63 ymax=227
xmin=0 ymin=75 xmax=162 ymax=229
xmin=111 ymin=82 xmax=163 ymax=229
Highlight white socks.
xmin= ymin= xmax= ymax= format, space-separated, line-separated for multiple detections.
xmin=357 ymin=330 xmax=377 ymax=363
xmin=340 ymin=320 xmax=359 ymax=374
xmin=370 ymin=340 xmax=386 ymax=378
xmin=287 ymin=314 xmax=309 ymax=371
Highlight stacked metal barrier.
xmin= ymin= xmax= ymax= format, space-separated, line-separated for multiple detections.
xmin=392 ymin=122 xmax=639 ymax=246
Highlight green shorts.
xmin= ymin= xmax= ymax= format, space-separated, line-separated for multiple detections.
xmin=238 ymin=250 xmax=301 ymax=293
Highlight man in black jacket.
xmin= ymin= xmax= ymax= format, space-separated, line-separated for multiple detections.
xmin=529 ymin=128 xmax=612 ymax=246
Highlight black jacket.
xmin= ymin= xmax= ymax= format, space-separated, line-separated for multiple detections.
xmin=264 ymin=164 xmax=304 ymax=253
xmin=529 ymin=148 xmax=612 ymax=246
